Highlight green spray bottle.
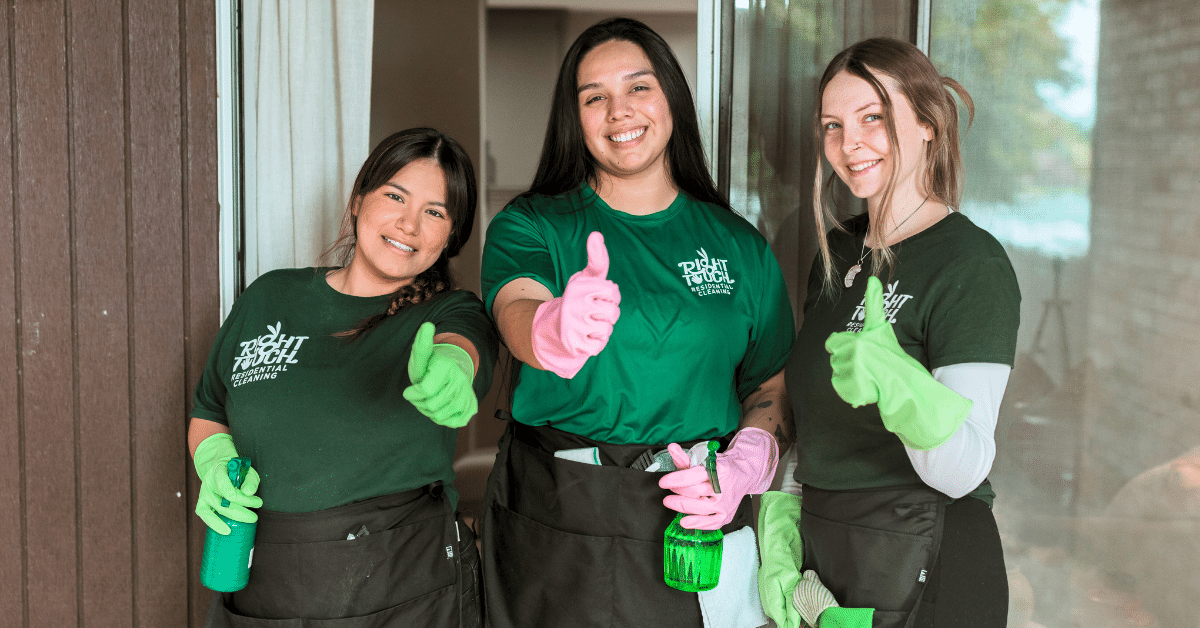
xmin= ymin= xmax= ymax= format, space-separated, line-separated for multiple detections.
xmin=663 ymin=441 xmax=723 ymax=592
xmin=200 ymin=457 xmax=256 ymax=592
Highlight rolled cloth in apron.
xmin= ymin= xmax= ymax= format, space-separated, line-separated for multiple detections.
xmin=204 ymin=484 xmax=483 ymax=628
xmin=800 ymin=484 xmax=947 ymax=628
xmin=481 ymin=420 xmax=753 ymax=628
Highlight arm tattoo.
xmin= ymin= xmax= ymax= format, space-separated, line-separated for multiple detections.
xmin=774 ymin=421 xmax=794 ymax=453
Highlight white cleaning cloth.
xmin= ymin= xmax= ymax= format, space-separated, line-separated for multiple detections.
xmin=698 ymin=526 xmax=769 ymax=628
xmin=554 ymin=447 xmax=600 ymax=465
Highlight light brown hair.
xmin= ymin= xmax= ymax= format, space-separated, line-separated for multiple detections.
xmin=812 ymin=37 xmax=974 ymax=292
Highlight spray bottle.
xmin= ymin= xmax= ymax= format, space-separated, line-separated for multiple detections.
xmin=663 ymin=441 xmax=724 ymax=592
xmin=200 ymin=457 xmax=257 ymax=592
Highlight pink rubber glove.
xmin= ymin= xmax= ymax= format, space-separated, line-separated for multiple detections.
xmin=531 ymin=231 xmax=621 ymax=379
xmin=659 ymin=427 xmax=779 ymax=530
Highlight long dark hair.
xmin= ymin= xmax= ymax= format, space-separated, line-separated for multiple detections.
xmin=522 ymin=16 xmax=729 ymax=210
xmin=323 ymin=127 xmax=478 ymax=339
xmin=811 ymin=37 xmax=973 ymax=291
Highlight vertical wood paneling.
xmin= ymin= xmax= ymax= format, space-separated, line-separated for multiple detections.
xmin=4 ymin=0 xmax=219 ymax=624
xmin=68 ymin=0 xmax=135 ymax=625
xmin=0 ymin=1 xmax=25 ymax=625
xmin=182 ymin=0 xmax=220 ymax=624
xmin=126 ymin=0 xmax=189 ymax=624
xmin=13 ymin=1 xmax=79 ymax=626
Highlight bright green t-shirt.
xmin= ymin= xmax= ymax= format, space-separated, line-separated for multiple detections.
xmin=190 ymin=268 xmax=498 ymax=513
xmin=786 ymin=212 xmax=1020 ymax=503
xmin=481 ymin=184 xmax=794 ymax=445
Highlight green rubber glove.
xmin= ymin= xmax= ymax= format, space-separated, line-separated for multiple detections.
xmin=757 ymin=491 xmax=804 ymax=628
xmin=824 ymin=276 xmax=972 ymax=450
xmin=193 ymin=433 xmax=262 ymax=535
xmin=820 ymin=607 xmax=874 ymax=628
xmin=403 ymin=321 xmax=478 ymax=428
xmin=793 ymin=570 xmax=874 ymax=628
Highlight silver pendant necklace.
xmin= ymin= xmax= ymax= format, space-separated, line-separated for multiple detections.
xmin=843 ymin=195 xmax=930 ymax=288
xmin=843 ymin=243 xmax=870 ymax=288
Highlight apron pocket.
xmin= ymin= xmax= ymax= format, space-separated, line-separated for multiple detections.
xmin=220 ymin=584 xmax=456 ymax=628
xmin=506 ymin=436 xmax=676 ymax=543
xmin=610 ymin=535 xmax=702 ymax=628
xmin=232 ymin=515 xmax=454 ymax=620
xmin=871 ymin=609 xmax=912 ymax=628
xmin=802 ymin=508 xmax=933 ymax=614
xmin=485 ymin=501 xmax=614 ymax=628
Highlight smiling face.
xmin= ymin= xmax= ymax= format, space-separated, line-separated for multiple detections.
xmin=820 ymin=69 xmax=933 ymax=208
xmin=344 ymin=158 xmax=452 ymax=296
xmin=576 ymin=39 xmax=674 ymax=185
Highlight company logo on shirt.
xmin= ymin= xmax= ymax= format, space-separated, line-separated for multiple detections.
xmin=230 ymin=322 xmax=308 ymax=388
xmin=677 ymin=248 xmax=735 ymax=296
xmin=845 ymin=280 xmax=913 ymax=332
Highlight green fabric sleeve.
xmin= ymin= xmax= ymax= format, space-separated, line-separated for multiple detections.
xmin=481 ymin=198 xmax=560 ymax=314
xmin=926 ymin=256 xmax=1020 ymax=368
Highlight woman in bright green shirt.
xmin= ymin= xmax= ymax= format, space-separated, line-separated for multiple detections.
xmin=480 ymin=17 xmax=795 ymax=628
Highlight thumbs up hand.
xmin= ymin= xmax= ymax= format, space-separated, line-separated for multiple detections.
xmin=825 ymin=275 xmax=895 ymax=407
xmin=403 ymin=322 xmax=479 ymax=428
xmin=824 ymin=276 xmax=972 ymax=450
xmin=531 ymin=231 xmax=622 ymax=379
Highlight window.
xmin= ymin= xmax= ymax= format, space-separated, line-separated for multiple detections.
xmin=725 ymin=1 xmax=1200 ymax=624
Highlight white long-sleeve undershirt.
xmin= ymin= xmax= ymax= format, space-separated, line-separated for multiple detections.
xmin=905 ymin=362 xmax=1011 ymax=498
xmin=774 ymin=362 xmax=1010 ymax=499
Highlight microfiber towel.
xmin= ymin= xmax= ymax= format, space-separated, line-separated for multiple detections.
xmin=698 ymin=526 xmax=770 ymax=628
xmin=554 ymin=447 xmax=600 ymax=465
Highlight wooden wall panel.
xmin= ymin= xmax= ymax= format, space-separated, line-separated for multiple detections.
xmin=13 ymin=1 xmax=80 ymax=627
xmin=182 ymin=0 xmax=220 ymax=624
xmin=127 ymin=0 xmax=190 ymax=624
xmin=0 ymin=1 xmax=25 ymax=625
xmin=5 ymin=0 xmax=219 ymax=624
xmin=68 ymin=0 xmax=135 ymax=626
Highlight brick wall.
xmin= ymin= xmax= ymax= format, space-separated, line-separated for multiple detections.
xmin=1082 ymin=0 xmax=1200 ymax=510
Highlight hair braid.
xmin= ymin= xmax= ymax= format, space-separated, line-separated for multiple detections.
xmin=334 ymin=257 xmax=453 ymax=340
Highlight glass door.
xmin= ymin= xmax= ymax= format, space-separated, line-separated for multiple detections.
xmin=724 ymin=0 xmax=915 ymax=317
xmin=723 ymin=1 xmax=1200 ymax=625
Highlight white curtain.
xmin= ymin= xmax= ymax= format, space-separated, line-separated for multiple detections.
xmin=243 ymin=0 xmax=374 ymax=281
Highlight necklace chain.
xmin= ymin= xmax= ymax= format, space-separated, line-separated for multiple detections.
xmin=844 ymin=195 xmax=930 ymax=288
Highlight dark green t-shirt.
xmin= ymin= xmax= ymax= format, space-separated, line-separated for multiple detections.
xmin=190 ymin=268 xmax=498 ymax=513
xmin=786 ymin=212 xmax=1020 ymax=502
xmin=481 ymin=184 xmax=794 ymax=444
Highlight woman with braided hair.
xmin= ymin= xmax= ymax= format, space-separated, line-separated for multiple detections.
xmin=188 ymin=127 xmax=498 ymax=627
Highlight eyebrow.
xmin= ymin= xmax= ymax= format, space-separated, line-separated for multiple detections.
xmin=577 ymin=69 xmax=655 ymax=93
xmin=821 ymin=102 xmax=882 ymax=119
xmin=384 ymin=182 xmax=445 ymax=207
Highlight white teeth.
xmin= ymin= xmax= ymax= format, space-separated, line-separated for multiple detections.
xmin=608 ymin=127 xmax=646 ymax=143
xmin=849 ymin=160 xmax=880 ymax=172
xmin=383 ymin=236 xmax=415 ymax=252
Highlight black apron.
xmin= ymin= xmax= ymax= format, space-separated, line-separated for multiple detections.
xmin=800 ymin=484 xmax=947 ymax=628
xmin=481 ymin=420 xmax=753 ymax=628
xmin=204 ymin=484 xmax=483 ymax=628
